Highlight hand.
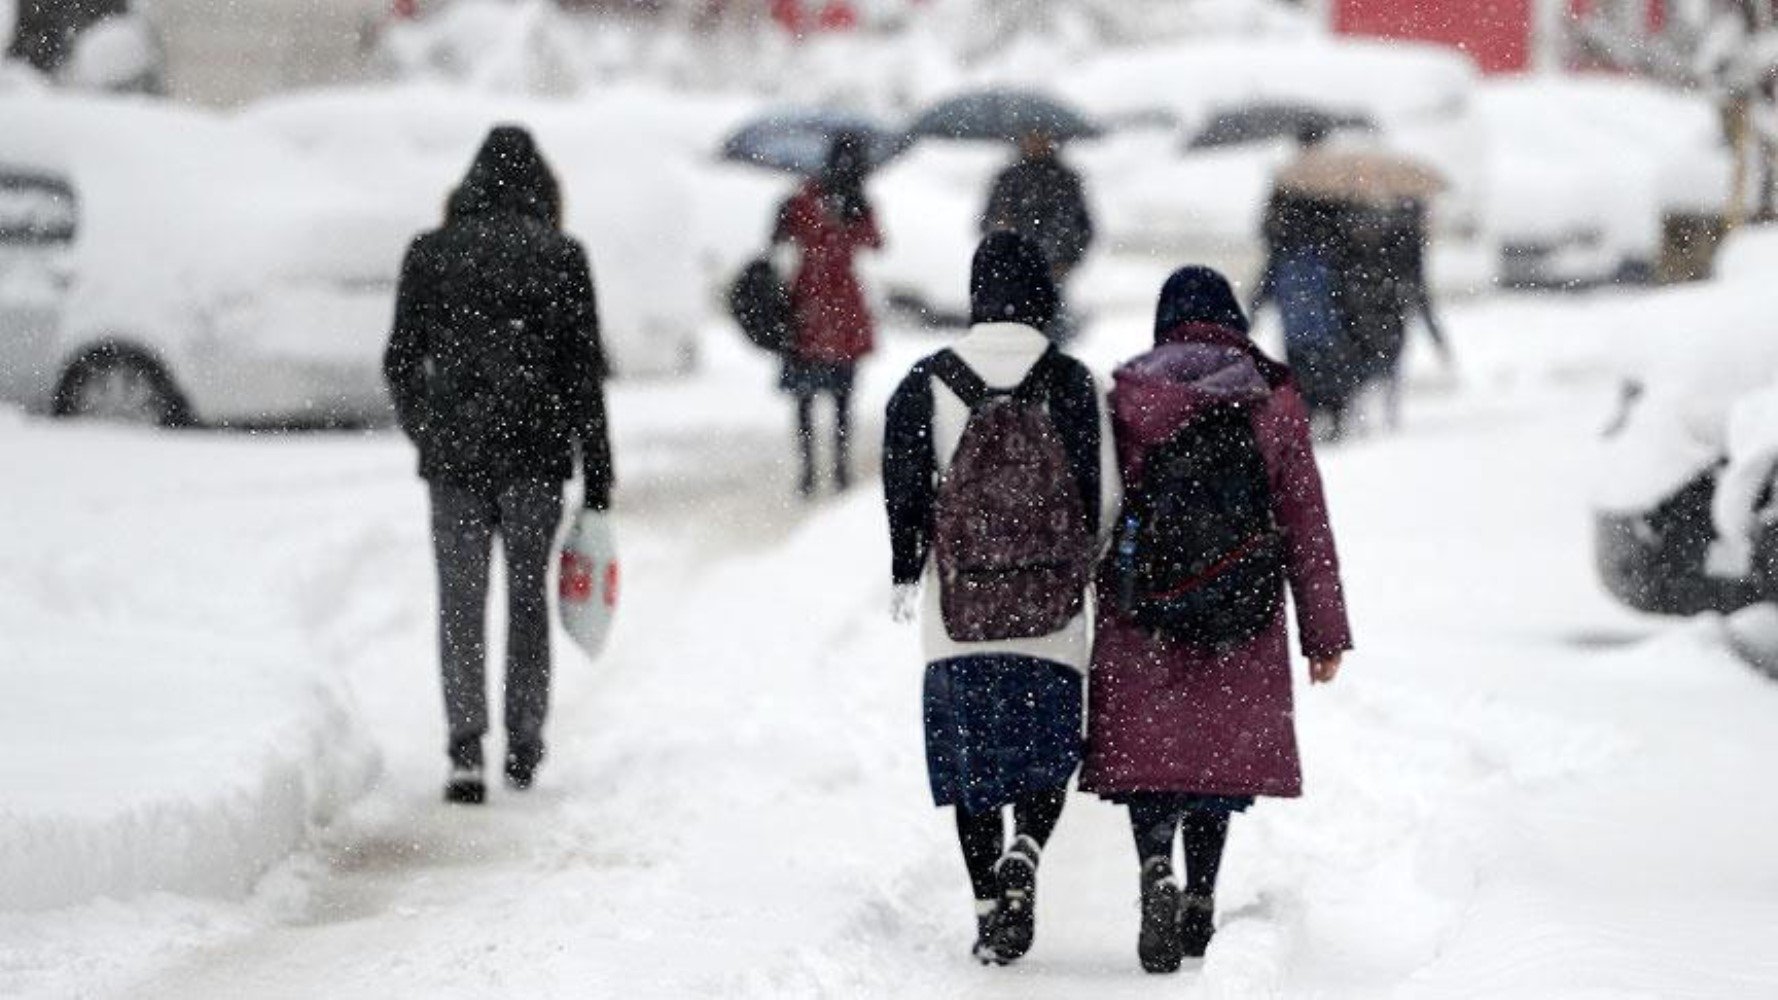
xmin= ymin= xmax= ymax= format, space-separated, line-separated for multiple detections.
xmin=890 ymin=583 xmax=920 ymax=624
xmin=1309 ymin=654 xmax=1343 ymax=685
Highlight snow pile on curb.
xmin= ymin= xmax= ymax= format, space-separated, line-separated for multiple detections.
xmin=0 ymin=667 xmax=374 ymax=913
xmin=0 ymin=417 xmax=380 ymax=914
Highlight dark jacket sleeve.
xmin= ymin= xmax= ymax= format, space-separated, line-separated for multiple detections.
xmin=1267 ymin=388 xmax=1353 ymax=660
xmin=384 ymin=238 xmax=435 ymax=443
xmin=556 ymin=239 xmax=614 ymax=510
xmin=883 ymin=361 xmax=937 ymax=585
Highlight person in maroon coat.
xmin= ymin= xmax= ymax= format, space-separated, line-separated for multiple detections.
xmin=773 ymin=130 xmax=884 ymax=496
xmin=1081 ymin=266 xmax=1352 ymax=971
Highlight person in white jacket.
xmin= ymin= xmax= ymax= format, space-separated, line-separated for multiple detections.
xmin=882 ymin=232 xmax=1117 ymax=966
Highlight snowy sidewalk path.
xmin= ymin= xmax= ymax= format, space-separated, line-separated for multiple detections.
xmin=8 ymin=305 xmax=1778 ymax=997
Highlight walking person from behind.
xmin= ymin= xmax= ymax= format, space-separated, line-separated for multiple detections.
xmin=385 ymin=126 xmax=615 ymax=805
xmin=882 ymin=232 xmax=1117 ymax=965
xmin=774 ymin=130 xmax=883 ymax=497
xmin=1082 ymin=267 xmax=1351 ymax=972
xmin=981 ymin=129 xmax=1094 ymax=344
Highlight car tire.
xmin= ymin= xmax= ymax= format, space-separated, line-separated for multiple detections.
xmin=52 ymin=345 xmax=190 ymax=427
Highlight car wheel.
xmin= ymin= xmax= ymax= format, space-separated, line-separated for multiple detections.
xmin=53 ymin=346 xmax=190 ymax=427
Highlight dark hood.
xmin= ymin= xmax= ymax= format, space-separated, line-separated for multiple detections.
xmin=1155 ymin=265 xmax=1249 ymax=336
xmin=450 ymin=125 xmax=561 ymax=227
xmin=969 ymin=231 xmax=1058 ymax=329
xmin=1113 ymin=339 xmax=1272 ymax=448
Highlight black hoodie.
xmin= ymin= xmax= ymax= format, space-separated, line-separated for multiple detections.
xmin=384 ymin=126 xmax=613 ymax=505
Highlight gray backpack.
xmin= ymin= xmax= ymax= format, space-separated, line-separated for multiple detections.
xmin=931 ymin=348 xmax=1095 ymax=642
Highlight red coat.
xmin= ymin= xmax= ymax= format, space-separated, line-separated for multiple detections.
xmin=776 ymin=182 xmax=882 ymax=365
xmin=1081 ymin=323 xmax=1352 ymax=800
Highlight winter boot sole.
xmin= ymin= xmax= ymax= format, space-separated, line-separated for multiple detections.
xmin=991 ymin=855 xmax=1037 ymax=962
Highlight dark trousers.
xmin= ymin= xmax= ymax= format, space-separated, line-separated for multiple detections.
xmin=1128 ymin=795 xmax=1234 ymax=899
xmin=795 ymin=388 xmax=852 ymax=490
xmin=955 ymin=788 xmax=1068 ymax=901
xmin=429 ymin=479 xmax=563 ymax=764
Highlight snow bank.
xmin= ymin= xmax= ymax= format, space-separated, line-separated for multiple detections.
xmin=0 ymin=418 xmax=379 ymax=913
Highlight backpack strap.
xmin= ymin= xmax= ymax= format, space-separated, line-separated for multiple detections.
xmin=928 ymin=349 xmax=994 ymax=409
xmin=1010 ymin=346 xmax=1063 ymax=405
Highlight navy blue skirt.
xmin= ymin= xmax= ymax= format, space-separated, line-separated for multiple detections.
xmin=778 ymin=358 xmax=855 ymax=397
xmin=923 ymin=655 xmax=1083 ymax=813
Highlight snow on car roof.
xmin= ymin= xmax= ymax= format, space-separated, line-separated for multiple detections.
xmin=1058 ymin=37 xmax=1477 ymax=131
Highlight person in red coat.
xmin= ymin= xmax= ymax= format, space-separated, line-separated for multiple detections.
xmin=772 ymin=131 xmax=883 ymax=496
xmin=1081 ymin=266 xmax=1352 ymax=971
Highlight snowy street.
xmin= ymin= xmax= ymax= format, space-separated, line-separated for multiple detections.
xmin=5 ymin=291 xmax=1776 ymax=998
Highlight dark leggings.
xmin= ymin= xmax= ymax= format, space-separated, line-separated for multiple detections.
xmin=1128 ymin=797 xmax=1231 ymax=899
xmin=955 ymin=787 xmax=1068 ymax=901
xmin=795 ymin=388 xmax=852 ymax=487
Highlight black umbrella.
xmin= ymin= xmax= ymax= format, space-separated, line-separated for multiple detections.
xmin=1186 ymin=102 xmax=1375 ymax=151
xmin=907 ymin=89 xmax=1103 ymax=144
xmin=719 ymin=109 xmax=908 ymax=176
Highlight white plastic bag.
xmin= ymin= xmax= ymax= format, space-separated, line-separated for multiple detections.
xmin=558 ymin=509 xmax=618 ymax=660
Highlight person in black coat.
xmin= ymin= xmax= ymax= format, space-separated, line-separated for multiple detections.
xmin=981 ymin=131 xmax=1094 ymax=343
xmin=384 ymin=125 xmax=614 ymax=804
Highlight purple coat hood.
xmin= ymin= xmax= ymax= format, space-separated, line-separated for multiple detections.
xmin=1112 ymin=324 xmax=1278 ymax=480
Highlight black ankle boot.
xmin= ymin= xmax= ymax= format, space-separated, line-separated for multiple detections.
xmin=1138 ymin=858 xmax=1184 ymax=973
xmin=989 ymin=835 xmax=1041 ymax=962
xmin=971 ymin=904 xmax=1005 ymax=965
xmin=445 ymin=738 xmax=485 ymax=805
xmin=1178 ymin=893 xmax=1215 ymax=958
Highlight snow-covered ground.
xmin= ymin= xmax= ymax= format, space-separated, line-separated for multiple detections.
xmin=3 ymin=278 xmax=1776 ymax=997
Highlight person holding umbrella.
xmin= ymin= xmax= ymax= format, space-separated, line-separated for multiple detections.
xmin=981 ymin=129 xmax=1095 ymax=344
xmin=772 ymin=129 xmax=884 ymax=497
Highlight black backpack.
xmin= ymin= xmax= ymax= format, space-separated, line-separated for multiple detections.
xmin=727 ymin=257 xmax=791 ymax=354
xmin=1110 ymin=406 xmax=1286 ymax=649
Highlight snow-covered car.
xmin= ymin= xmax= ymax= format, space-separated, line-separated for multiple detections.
xmin=1055 ymin=37 xmax=1496 ymax=296
xmin=0 ymin=93 xmax=414 ymax=425
xmin=1592 ymin=227 xmax=1778 ymax=616
xmin=1477 ymin=77 xmax=1730 ymax=289
xmin=0 ymin=89 xmax=703 ymax=426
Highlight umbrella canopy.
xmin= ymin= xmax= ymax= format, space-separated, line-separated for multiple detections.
xmin=719 ymin=109 xmax=908 ymax=176
xmin=907 ymin=89 xmax=1103 ymax=144
xmin=1275 ymin=147 xmax=1446 ymax=206
xmin=1187 ymin=102 xmax=1375 ymax=151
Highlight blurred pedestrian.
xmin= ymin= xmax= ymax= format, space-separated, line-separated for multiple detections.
xmin=1083 ymin=266 xmax=1351 ymax=971
xmin=882 ymin=232 xmax=1116 ymax=966
xmin=1250 ymin=181 xmax=1357 ymax=440
xmin=384 ymin=125 xmax=614 ymax=805
xmin=773 ymin=130 xmax=883 ymax=497
xmin=981 ymin=129 xmax=1095 ymax=344
xmin=1341 ymin=200 xmax=1449 ymax=429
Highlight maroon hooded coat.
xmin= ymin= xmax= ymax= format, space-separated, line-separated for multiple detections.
xmin=776 ymin=181 xmax=883 ymax=366
xmin=1080 ymin=322 xmax=1352 ymax=799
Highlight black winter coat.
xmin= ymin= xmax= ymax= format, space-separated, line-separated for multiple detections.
xmin=384 ymin=213 xmax=613 ymax=505
xmin=981 ymin=156 xmax=1094 ymax=276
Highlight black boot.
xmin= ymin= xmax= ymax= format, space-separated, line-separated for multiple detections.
xmin=971 ymin=904 xmax=1004 ymax=965
xmin=1178 ymin=893 xmax=1216 ymax=958
xmin=1138 ymin=858 xmax=1184 ymax=973
xmin=504 ymin=740 xmax=544 ymax=790
xmin=444 ymin=738 xmax=485 ymax=805
xmin=989 ymin=835 xmax=1041 ymax=962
